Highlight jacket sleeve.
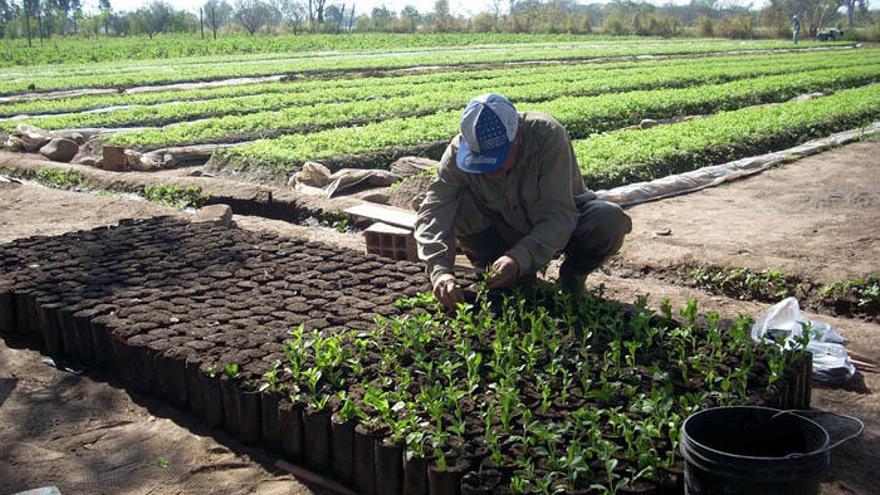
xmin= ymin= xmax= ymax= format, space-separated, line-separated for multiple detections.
xmin=414 ymin=142 xmax=465 ymax=285
xmin=505 ymin=124 xmax=579 ymax=275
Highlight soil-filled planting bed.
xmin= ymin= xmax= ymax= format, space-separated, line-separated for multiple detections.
xmin=0 ymin=217 xmax=810 ymax=495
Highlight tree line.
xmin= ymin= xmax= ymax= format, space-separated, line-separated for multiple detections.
xmin=0 ymin=0 xmax=875 ymax=47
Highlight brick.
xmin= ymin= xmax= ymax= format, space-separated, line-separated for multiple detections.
xmin=364 ymin=222 xmax=418 ymax=262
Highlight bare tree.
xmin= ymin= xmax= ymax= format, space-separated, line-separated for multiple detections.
xmin=277 ymin=0 xmax=305 ymax=33
xmin=22 ymin=0 xmax=38 ymax=46
xmin=488 ymin=0 xmax=502 ymax=26
xmin=314 ymin=0 xmax=326 ymax=24
xmin=203 ymin=0 xmax=231 ymax=39
xmin=234 ymin=0 xmax=271 ymax=34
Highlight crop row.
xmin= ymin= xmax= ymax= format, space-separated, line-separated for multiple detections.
xmin=4 ymin=37 xmax=698 ymax=76
xmin=2 ymin=37 xmax=829 ymax=80
xmin=3 ymin=48 xmax=869 ymax=120
xmin=11 ymin=50 xmax=876 ymax=139
xmin=210 ymin=69 xmax=880 ymax=177
xmin=0 ymin=40 xmax=848 ymax=96
xmin=0 ymin=33 xmax=675 ymax=67
xmin=572 ymin=83 xmax=880 ymax=188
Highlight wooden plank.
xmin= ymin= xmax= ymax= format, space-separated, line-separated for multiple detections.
xmin=344 ymin=203 xmax=417 ymax=230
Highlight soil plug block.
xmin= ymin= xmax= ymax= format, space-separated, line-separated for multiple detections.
xmin=56 ymin=307 xmax=79 ymax=358
xmin=331 ymin=418 xmax=356 ymax=484
xmin=25 ymin=297 xmax=49 ymax=348
xmin=279 ymin=401 xmax=305 ymax=462
xmin=40 ymin=303 xmax=64 ymax=356
xmin=186 ymin=358 xmax=207 ymax=419
xmin=189 ymin=361 xmax=223 ymax=429
xmin=0 ymin=286 xmax=15 ymax=334
xmin=303 ymin=408 xmax=332 ymax=473
xmin=155 ymin=347 xmax=189 ymax=408
xmin=13 ymin=291 xmax=33 ymax=336
xmin=460 ymin=469 xmax=501 ymax=495
xmin=220 ymin=375 xmax=241 ymax=437
xmin=71 ymin=310 xmax=96 ymax=364
xmin=804 ymin=358 xmax=813 ymax=409
xmin=114 ymin=334 xmax=157 ymax=394
xmin=403 ymin=453 xmax=429 ymax=495
xmin=353 ymin=424 xmax=377 ymax=495
xmin=260 ymin=393 xmax=283 ymax=453
xmin=36 ymin=302 xmax=63 ymax=355
xmin=375 ymin=439 xmax=404 ymax=495
xmin=89 ymin=315 xmax=117 ymax=368
xmin=238 ymin=387 xmax=262 ymax=445
xmin=428 ymin=458 xmax=469 ymax=495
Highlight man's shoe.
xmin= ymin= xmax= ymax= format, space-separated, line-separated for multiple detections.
xmin=558 ymin=262 xmax=586 ymax=301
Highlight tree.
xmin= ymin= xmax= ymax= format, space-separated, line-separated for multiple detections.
xmin=784 ymin=0 xmax=845 ymax=35
xmin=324 ymin=3 xmax=343 ymax=27
xmin=135 ymin=1 xmax=173 ymax=39
xmin=433 ymin=0 xmax=449 ymax=31
xmin=22 ymin=0 xmax=42 ymax=46
xmin=98 ymin=0 xmax=111 ymax=33
xmin=313 ymin=0 xmax=326 ymax=25
xmin=370 ymin=4 xmax=394 ymax=30
xmin=400 ymin=4 xmax=420 ymax=32
xmin=109 ymin=12 xmax=129 ymax=35
xmin=203 ymin=0 xmax=231 ymax=38
xmin=277 ymin=0 xmax=306 ymax=33
xmin=0 ymin=0 xmax=14 ymax=38
xmin=234 ymin=0 xmax=270 ymax=34
xmin=266 ymin=0 xmax=284 ymax=31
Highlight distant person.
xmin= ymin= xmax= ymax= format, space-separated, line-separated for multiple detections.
xmin=792 ymin=15 xmax=801 ymax=44
xmin=414 ymin=94 xmax=632 ymax=310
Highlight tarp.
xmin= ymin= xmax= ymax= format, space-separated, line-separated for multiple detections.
xmin=596 ymin=122 xmax=880 ymax=207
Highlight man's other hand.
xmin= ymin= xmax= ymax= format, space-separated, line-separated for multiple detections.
xmin=433 ymin=273 xmax=463 ymax=310
xmin=488 ymin=255 xmax=519 ymax=289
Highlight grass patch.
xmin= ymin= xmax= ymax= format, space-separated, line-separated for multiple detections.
xmin=689 ymin=264 xmax=878 ymax=319
xmin=142 ymin=184 xmax=205 ymax=209
xmin=34 ymin=168 xmax=86 ymax=190
xmin=690 ymin=266 xmax=799 ymax=302
xmin=818 ymin=274 xmax=880 ymax=316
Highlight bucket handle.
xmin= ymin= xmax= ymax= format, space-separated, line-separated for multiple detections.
xmin=770 ymin=409 xmax=864 ymax=458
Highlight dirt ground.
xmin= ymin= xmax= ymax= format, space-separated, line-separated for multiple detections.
xmin=611 ymin=139 xmax=880 ymax=283
xmin=1 ymin=140 xmax=878 ymax=494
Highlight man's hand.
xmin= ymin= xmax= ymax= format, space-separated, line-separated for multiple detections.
xmin=487 ymin=255 xmax=519 ymax=289
xmin=433 ymin=273 xmax=463 ymax=310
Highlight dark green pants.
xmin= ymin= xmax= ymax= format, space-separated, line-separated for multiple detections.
xmin=456 ymin=193 xmax=632 ymax=279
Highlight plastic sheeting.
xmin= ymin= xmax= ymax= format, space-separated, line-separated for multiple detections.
xmin=596 ymin=122 xmax=880 ymax=207
xmin=752 ymin=297 xmax=856 ymax=385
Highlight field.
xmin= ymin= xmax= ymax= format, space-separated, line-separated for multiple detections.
xmin=1 ymin=34 xmax=878 ymax=495
xmin=1 ymin=36 xmax=874 ymax=191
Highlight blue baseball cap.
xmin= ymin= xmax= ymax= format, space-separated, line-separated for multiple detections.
xmin=456 ymin=94 xmax=519 ymax=174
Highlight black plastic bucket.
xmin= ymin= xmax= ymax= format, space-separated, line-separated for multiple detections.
xmin=680 ymin=406 xmax=830 ymax=495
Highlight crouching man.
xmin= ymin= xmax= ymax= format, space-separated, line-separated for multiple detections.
xmin=414 ymin=93 xmax=632 ymax=310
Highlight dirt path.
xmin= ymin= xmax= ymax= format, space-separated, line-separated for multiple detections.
xmin=612 ymin=139 xmax=880 ymax=283
xmin=0 ymin=335 xmax=318 ymax=495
